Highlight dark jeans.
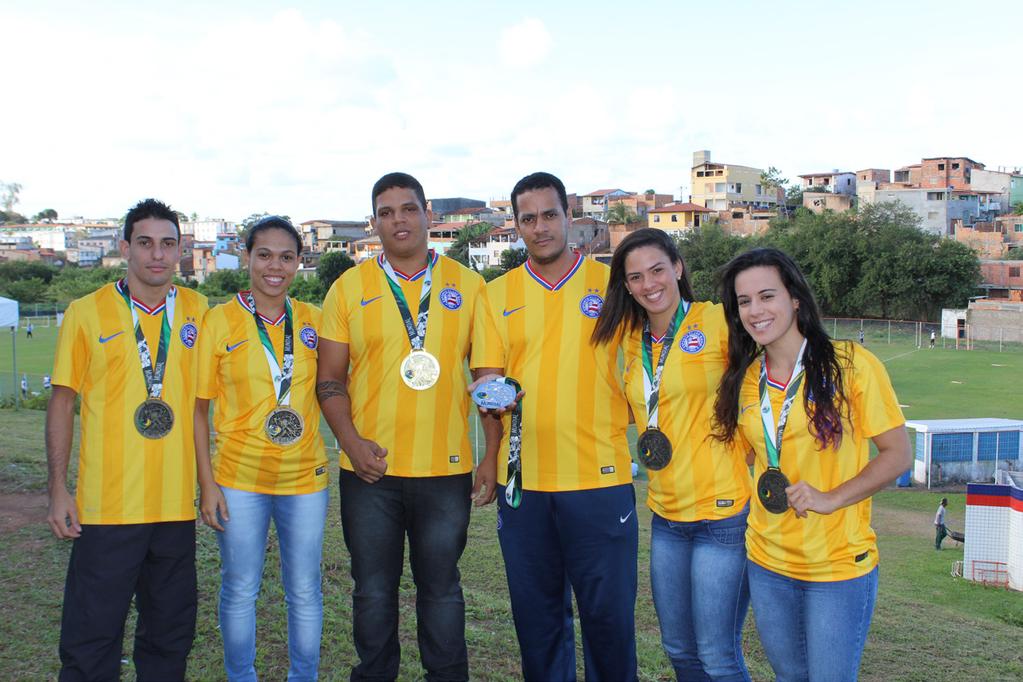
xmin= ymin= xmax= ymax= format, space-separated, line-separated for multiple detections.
xmin=339 ymin=470 xmax=472 ymax=682
xmin=58 ymin=521 xmax=197 ymax=682
xmin=497 ymin=484 xmax=639 ymax=682
xmin=935 ymin=523 xmax=947 ymax=549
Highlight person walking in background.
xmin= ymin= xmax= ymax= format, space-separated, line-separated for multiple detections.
xmin=935 ymin=497 xmax=949 ymax=550
xmin=43 ymin=374 xmax=52 ymax=391
xmin=27 ymin=321 xmax=34 ymax=339
xmin=592 ymin=228 xmax=752 ymax=681
xmin=930 ymin=329 xmax=936 ymax=349
xmin=713 ymin=247 xmax=912 ymax=682
xmin=46 ymin=198 xmax=207 ymax=681
xmin=21 ymin=373 xmax=28 ymax=398
xmin=194 ymin=216 xmax=328 ymax=680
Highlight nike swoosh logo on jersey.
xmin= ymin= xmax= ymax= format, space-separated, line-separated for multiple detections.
xmin=740 ymin=402 xmax=757 ymax=415
xmin=619 ymin=510 xmax=634 ymax=524
xmin=98 ymin=331 xmax=124 ymax=344
xmin=360 ymin=295 xmax=382 ymax=307
xmin=226 ymin=340 xmax=248 ymax=352
xmin=502 ymin=306 xmax=525 ymax=317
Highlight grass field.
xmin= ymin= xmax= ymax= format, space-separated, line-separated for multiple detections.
xmin=0 ymin=323 xmax=1021 ymax=680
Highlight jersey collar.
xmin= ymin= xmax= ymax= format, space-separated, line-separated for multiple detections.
xmin=377 ymin=249 xmax=438 ymax=281
xmin=116 ymin=278 xmax=174 ymax=316
xmin=237 ymin=291 xmax=287 ymax=326
xmin=525 ymin=252 xmax=583 ymax=291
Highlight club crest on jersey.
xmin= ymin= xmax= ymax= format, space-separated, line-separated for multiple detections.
xmin=179 ymin=322 xmax=198 ymax=349
xmin=439 ymin=287 xmax=463 ymax=311
xmin=300 ymin=326 xmax=318 ymax=349
xmin=579 ymin=293 xmax=604 ymax=318
xmin=679 ymin=329 xmax=706 ymax=354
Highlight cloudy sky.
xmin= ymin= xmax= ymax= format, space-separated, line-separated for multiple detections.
xmin=3 ymin=0 xmax=1020 ymax=223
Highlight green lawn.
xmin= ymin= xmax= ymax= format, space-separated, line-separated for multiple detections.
xmin=1 ymin=326 xmax=1022 ymax=679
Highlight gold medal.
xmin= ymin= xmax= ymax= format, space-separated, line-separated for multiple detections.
xmin=264 ymin=406 xmax=304 ymax=446
xmin=400 ymin=349 xmax=440 ymax=390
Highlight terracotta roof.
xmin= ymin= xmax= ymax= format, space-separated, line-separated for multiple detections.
xmin=649 ymin=202 xmax=712 ymax=213
xmin=582 ymin=188 xmax=627 ymax=197
xmin=798 ymin=171 xmax=852 ymax=178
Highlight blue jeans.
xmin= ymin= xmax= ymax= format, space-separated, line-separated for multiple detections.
xmin=747 ymin=561 xmax=879 ymax=682
xmin=216 ymin=486 xmax=328 ymax=682
xmin=650 ymin=508 xmax=751 ymax=682
xmin=339 ymin=470 xmax=472 ymax=681
xmin=497 ymin=485 xmax=639 ymax=682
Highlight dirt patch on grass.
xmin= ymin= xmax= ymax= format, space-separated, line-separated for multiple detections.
xmin=873 ymin=505 xmax=937 ymax=539
xmin=0 ymin=491 xmax=47 ymax=533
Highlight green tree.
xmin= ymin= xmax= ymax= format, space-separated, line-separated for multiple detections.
xmin=1012 ymin=201 xmax=1023 ymax=215
xmin=675 ymin=224 xmax=749 ymax=301
xmin=198 ymin=269 xmax=250 ymax=297
xmin=784 ymin=185 xmax=804 ymax=207
xmin=48 ymin=266 xmax=123 ymax=303
xmin=606 ymin=201 xmax=640 ymax=225
xmin=2 ymin=277 xmax=50 ymax=303
xmin=499 ymin=247 xmax=528 ymax=271
xmin=316 ymin=250 xmax=355 ymax=292
xmin=289 ymin=275 xmax=324 ymax=303
xmin=447 ymin=222 xmax=493 ymax=268
xmin=479 ymin=266 xmax=504 ymax=282
xmin=0 ymin=261 xmax=58 ymax=285
xmin=33 ymin=208 xmax=58 ymax=222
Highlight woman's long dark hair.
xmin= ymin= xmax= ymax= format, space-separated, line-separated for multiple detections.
xmin=591 ymin=228 xmax=696 ymax=345
xmin=712 ymin=247 xmax=849 ymax=451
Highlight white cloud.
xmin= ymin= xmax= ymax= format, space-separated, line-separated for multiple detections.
xmin=498 ymin=18 xmax=552 ymax=69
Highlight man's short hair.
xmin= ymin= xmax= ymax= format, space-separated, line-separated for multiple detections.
xmin=510 ymin=172 xmax=569 ymax=220
xmin=371 ymin=172 xmax=427 ymax=217
xmin=123 ymin=198 xmax=181 ymax=241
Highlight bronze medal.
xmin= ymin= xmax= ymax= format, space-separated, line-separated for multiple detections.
xmin=265 ymin=406 xmax=304 ymax=446
xmin=758 ymin=467 xmax=790 ymax=514
xmin=637 ymin=428 xmax=673 ymax=471
xmin=134 ymin=398 xmax=174 ymax=439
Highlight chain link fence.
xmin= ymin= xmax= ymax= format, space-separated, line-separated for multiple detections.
xmin=825 ymin=317 xmax=1023 ymax=353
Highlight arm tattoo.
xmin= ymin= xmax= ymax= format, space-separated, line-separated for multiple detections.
xmin=316 ymin=380 xmax=348 ymax=403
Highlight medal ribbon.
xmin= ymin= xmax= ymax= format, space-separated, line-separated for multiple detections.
xmin=243 ymin=292 xmax=294 ymax=407
xmin=380 ymin=252 xmax=435 ymax=351
xmin=757 ymin=339 xmax=808 ymax=468
xmin=117 ymin=279 xmax=176 ymax=400
xmin=640 ymin=301 xmax=689 ymax=430
xmin=503 ymin=377 xmax=523 ymax=509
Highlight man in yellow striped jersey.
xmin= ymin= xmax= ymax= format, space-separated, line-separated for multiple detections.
xmin=317 ymin=173 xmax=502 ymax=681
xmin=45 ymin=199 xmax=208 ymax=681
xmin=474 ymin=172 xmax=638 ymax=681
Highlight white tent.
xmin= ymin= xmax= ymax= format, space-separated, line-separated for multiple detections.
xmin=0 ymin=296 xmax=17 ymax=328
xmin=1 ymin=296 xmax=21 ymax=404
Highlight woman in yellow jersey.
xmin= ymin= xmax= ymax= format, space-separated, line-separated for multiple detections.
xmin=713 ymin=247 xmax=911 ymax=682
xmin=194 ymin=216 xmax=328 ymax=681
xmin=592 ymin=228 xmax=753 ymax=682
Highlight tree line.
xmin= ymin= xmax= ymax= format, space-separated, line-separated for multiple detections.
xmin=680 ymin=201 xmax=980 ymax=321
xmin=0 ymin=202 xmax=979 ymax=320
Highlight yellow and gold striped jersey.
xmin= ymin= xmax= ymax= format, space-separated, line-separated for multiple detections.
xmin=52 ymin=281 xmax=208 ymax=524
xmin=623 ymin=302 xmax=751 ymax=521
xmin=476 ymin=255 xmax=631 ymax=492
xmin=738 ymin=341 xmax=905 ymax=581
xmin=321 ymin=252 xmax=499 ymax=477
xmin=197 ymin=295 xmax=327 ymax=495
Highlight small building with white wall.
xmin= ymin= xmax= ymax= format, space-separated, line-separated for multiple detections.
xmin=907 ymin=418 xmax=1023 ymax=487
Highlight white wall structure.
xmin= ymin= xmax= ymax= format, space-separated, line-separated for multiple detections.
xmin=964 ymin=475 xmax=1023 ymax=590
xmin=907 ymin=418 xmax=1023 ymax=487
